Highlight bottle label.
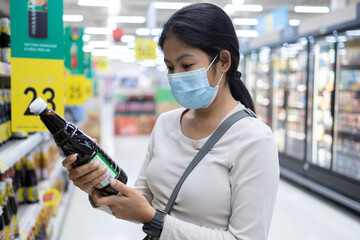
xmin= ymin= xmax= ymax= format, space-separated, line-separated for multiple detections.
xmin=16 ymin=188 xmax=25 ymax=203
xmin=28 ymin=0 xmax=48 ymax=12
xmin=0 ymin=229 xmax=4 ymax=240
xmin=88 ymin=152 xmax=119 ymax=188
xmin=4 ymin=226 xmax=10 ymax=240
xmin=12 ymin=215 xmax=19 ymax=237
xmin=27 ymin=186 xmax=39 ymax=202
xmin=6 ymin=186 xmax=14 ymax=197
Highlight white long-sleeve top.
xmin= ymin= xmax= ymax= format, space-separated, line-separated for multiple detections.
xmin=134 ymin=103 xmax=279 ymax=240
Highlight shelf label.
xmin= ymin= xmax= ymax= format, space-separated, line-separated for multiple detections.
xmin=11 ymin=58 xmax=64 ymax=132
xmin=65 ymin=75 xmax=86 ymax=105
xmin=85 ymin=78 xmax=93 ymax=99
xmin=135 ymin=38 xmax=157 ymax=60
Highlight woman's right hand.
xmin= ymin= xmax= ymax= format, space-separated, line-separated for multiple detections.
xmin=62 ymin=154 xmax=108 ymax=195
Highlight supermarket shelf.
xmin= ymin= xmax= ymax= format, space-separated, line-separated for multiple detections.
xmin=18 ymin=156 xmax=65 ymax=240
xmin=0 ymin=62 xmax=11 ymax=77
xmin=49 ymin=182 xmax=74 ymax=240
xmin=338 ymin=108 xmax=360 ymax=114
xmin=337 ymin=150 xmax=360 ymax=160
xmin=287 ymin=104 xmax=305 ymax=110
xmin=337 ymin=131 xmax=360 ymax=142
xmin=0 ymin=132 xmax=45 ymax=173
xmin=340 ymin=64 xmax=360 ymax=70
xmin=280 ymin=167 xmax=360 ymax=213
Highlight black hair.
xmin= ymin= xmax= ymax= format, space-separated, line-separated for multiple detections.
xmin=159 ymin=3 xmax=255 ymax=112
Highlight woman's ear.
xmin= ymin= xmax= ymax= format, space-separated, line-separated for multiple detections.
xmin=218 ymin=50 xmax=231 ymax=73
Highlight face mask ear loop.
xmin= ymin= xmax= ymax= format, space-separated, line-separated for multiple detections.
xmin=206 ymin=54 xmax=219 ymax=71
xmin=216 ymin=72 xmax=225 ymax=87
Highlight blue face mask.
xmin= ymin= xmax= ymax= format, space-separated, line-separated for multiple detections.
xmin=168 ymin=56 xmax=224 ymax=109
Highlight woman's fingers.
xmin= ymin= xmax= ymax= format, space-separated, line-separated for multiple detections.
xmin=75 ymin=166 xmax=108 ymax=186
xmin=68 ymin=161 xmax=100 ymax=180
xmin=62 ymin=154 xmax=77 ymax=170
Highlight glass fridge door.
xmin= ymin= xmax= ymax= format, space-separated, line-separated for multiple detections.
xmin=285 ymin=39 xmax=308 ymax=160
xmin=244 ymin=51 xmax=258 ymax=102
xmin=333 ymin=30 xmax=360 ymax=180
xmin=308 ymin=36 xmax=336 ymax=169
xmin=255 ymin=47 xmax=272 ymax=126
xmin=271 ymin=47 xmax=287 ymax=153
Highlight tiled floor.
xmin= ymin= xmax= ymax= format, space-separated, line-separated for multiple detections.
xmin=59 ymin=102 xmax=360 ymax=240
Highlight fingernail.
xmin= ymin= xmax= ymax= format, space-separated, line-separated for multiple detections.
xmin=93 ymin=162 xmax=100 ymax=167
xmin=110 ymin=178 xmax=117 ymax=186
xmin=101 ymin=166 xmax=107 ymax=172
xmin=69 ymin=155 xmax=76 ymax=161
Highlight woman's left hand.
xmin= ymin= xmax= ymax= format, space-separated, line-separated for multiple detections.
xmin=91 ymin=179 xmax=156 ymax=224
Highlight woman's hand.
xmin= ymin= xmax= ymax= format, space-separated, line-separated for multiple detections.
xmin=62 ymin=154 xmax=108 ymax=195
xmin=91 ymin=179 xmax=156 ymax=224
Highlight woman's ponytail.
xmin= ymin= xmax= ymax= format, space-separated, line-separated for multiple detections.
xmin=229 ymin=71 xmax=255 ymax=113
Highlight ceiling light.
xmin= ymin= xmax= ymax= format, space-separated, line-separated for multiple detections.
xmin=136 ymin=28 xmax=151 ymax=36
xmin=151 ymin=28 xmax=162 ymax=35
xmin=236 ymin=30 xmax=259 ymax=38
xmin=84 ymin=27 xmax=112 ymax=35
xmin=153 ymin=2 xmax=191 ymax=9
xmin=78 ymin=0 xmax=111 ymax=7
xmin=111 ymin=16 xmax=146 ymax=24
xmin=88 ymin=41 xmax=110 ymax=48
xmin=63 ymin=15 xmax=84 ymax=22
xmin=82 ymin=34 xmax=91 ymax=42
xmin=121 ymin=35 xmax=136 ymax=43
xmin=289 ymin=19 xmax=300 ymax=26
xmin=233 ymin=18 xmax=258 ymax=25
xmin=109 ymin=0 xmax=121 ymax=15
xmin=294 ymin=6 xmax=330 ymax=13
xmin=231 ymin=4 xmax=263 ymax=12
xmin=345 ymin=30 xmax=360 ymax=36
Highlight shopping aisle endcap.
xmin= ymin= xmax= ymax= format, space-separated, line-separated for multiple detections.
xmin=29 ymin=98 xmax=47 ymax=115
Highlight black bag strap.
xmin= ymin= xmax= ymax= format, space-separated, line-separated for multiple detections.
xmin=164 ymin=108 xmax=256 ymax=214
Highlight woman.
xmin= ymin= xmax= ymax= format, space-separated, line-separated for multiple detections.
xmin=62 ymin=3 xmax=279 ymax=239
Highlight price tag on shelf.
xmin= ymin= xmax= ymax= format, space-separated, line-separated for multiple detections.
xmin=65 ymin=75 xmax=86 ymax=105
xmin=11 ymin=58 xmax=64 ymax=132
xmin=85 ymin=78 xmax=93 ymax=98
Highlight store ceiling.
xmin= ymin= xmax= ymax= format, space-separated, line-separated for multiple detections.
xmin=62 ymin=0 xmax=332 ymax=41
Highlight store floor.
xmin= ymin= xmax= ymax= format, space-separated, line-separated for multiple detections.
xmin=59 ymin=103 xmax=360 ymax=240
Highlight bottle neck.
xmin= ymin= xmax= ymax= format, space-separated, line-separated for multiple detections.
xmin=39 ymin=108 xmax=67 ymax=135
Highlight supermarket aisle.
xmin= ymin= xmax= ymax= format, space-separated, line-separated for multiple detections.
xmin=59 ymin=103 xmax=360 ymax=240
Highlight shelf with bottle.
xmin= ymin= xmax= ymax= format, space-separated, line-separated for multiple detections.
xmin=0 ymin=132 xmax=45 ymax=173
xmin=0 ymin=62 xmax=10 ymax=78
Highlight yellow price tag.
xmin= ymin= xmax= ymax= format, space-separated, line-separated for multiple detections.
xmin=65 ymin=75 xmax=86 ymax=105
xmin=11 ymin=58 xmax=64 ymax=132
xmin=85 ymin=78 xmax=93 ymax=99
xmin=135 ymin=38 xmax=157 ymax=60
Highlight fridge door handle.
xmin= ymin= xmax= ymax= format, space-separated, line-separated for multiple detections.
xmin=330 ymin=89 xmax=335 ymax=118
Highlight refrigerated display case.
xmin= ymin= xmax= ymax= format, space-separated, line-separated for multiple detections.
xmin=244 ymin=52 xmax=257 ymax=102
xmin=334 ymin=29 xmax=360 ymax=180
xmin=255 ymin=47 xmax=272 ymax=126
xmin=271 ymin=47 xmax=287 ymax=153
xmin=284 ymin=39 xmax=308 ymax=161
xmin=307 ymin=36 xmax=336 ymax=169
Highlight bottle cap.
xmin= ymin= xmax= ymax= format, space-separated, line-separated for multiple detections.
xmin=4 ymin=178 xmax=12 ymax=186
xmin=29 ymin=98 xmax=48 ymax=115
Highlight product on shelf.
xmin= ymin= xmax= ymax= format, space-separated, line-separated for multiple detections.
xmin=0 ymin=18 xmax=10 ymax=63
xmin=0 ymin=182 xmax=14 ymax=240
xmin=14 ymin=161 xmax=26 ymax=205
xmin=25 ymin=160 xmax=40 ymax=204
xmin=0 ymin=207 xmax=4 ymax=240
xmin=28 ymin=0 xmax=48 ymax=39
xmin=29 ymin=98 xmax=128 ymax=196
xmin=5 ymin=178 xmax=19 ymax=239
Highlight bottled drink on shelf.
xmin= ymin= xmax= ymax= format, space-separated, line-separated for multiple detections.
xmin=0 ymin=18 xmax=10 ymax=63
xmin=29 ymin=98 xmax=128 ymax=196
xmin=28 ymin=0 xmax=48 ymax=39
xmin=0 ymin=182 xmax=13 ymax=240
xmin=14 ymin=162 xmax=25 ymax=205
xmin=0 ymin=207 xmax=4 ymax=240
xmin=25 ymin=160 xmax=39 ymax=203
xmin=5 ymin=178 xmax=19 ymax=239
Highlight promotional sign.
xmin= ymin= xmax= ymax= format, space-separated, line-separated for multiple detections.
xmin=10 ymin=0 xmax=64 ymax=60
xmin=10 ymin=0 xmax=64 ymax=132
xmin=65 ymin=75 xmax=86 ymax=105
xmin=64 ymin=27 xmax=84 ymax=74
xmin=84 ymin=52 xmax=92 ymax=79
xmin=11 ymin=58 xmax=64 ymax=131
xmin=135 ymin=38 xmax=157 ymax=60
xmin=255 ymin=7 xmax=288 ymax=36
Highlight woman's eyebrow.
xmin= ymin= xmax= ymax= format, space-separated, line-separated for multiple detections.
xmin=164 ymin=53 xmax=195 ymax=64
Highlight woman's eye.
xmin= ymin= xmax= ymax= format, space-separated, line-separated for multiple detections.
xmin=183 ymin=64 xmax=192 ymax=69
xmin=167 ymin=66 xmax=174 ymax=72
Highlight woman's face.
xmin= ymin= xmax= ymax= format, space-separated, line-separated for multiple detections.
xmin=163 ymin=35 xmax=219 ymax=87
